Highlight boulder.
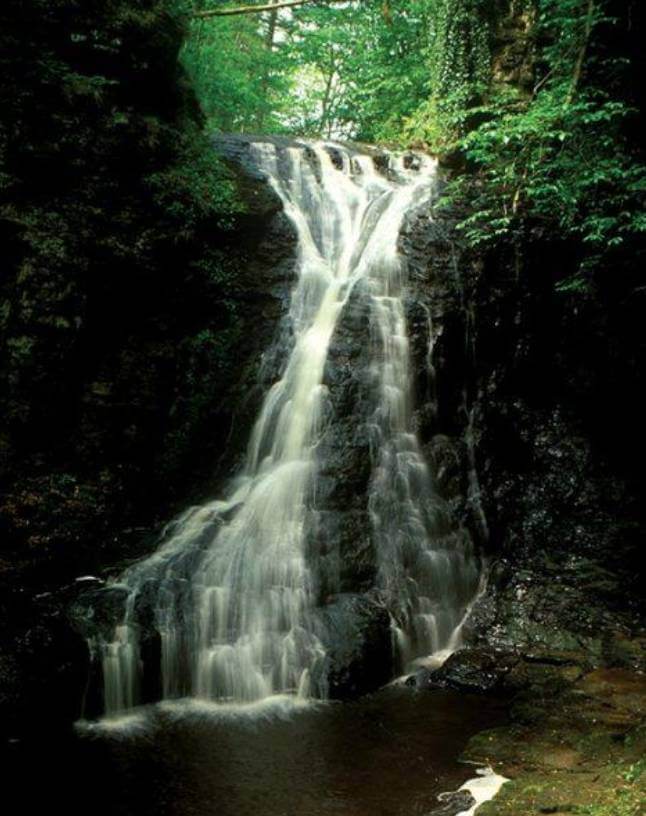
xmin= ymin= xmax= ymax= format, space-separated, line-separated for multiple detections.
xmin=318 ymin=592 xmax=393 ymax=698
xmin=426 ymin=790 xmax=476 ymax=816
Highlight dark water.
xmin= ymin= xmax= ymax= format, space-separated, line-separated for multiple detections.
xmin=11 ymin=687 xmax=505 ymax=816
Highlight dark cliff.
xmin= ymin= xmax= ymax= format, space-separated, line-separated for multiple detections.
xmin=0 ymin=7 xmax=299 ymax=733
xmin=401 ymin=201 xmax=645 ymax=683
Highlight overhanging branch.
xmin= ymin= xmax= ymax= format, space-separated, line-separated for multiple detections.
xmin=193 ymin=0 xmax=351 ymax=19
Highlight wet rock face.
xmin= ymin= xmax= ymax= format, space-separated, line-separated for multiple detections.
xmin=316 ymin=284 xmax=377 ymax=596
xmin=399 ymin=203 xmax=475 ymax=533
xmin=426 ymin=789 xmax=476 ymax=816
xmin=209 ymin=136 xmax=300 ymax=474
xmin=424 ymin=648 xmax=513 ymax=694
xmin=398 ymin=195 xmax=645 ymax=663
xmin=462 ymin=302 xmax=645 ymax=655
xmin=417 ymin=643 xmax=595 ymax=697
xmin=318 ymin=592 xmax=392 ymax=699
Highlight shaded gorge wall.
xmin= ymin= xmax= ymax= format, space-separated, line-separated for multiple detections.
xmin=399 ymin=196 xmax=646 ymax=676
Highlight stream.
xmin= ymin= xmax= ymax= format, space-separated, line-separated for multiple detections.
xmin=9 ymin=686 xmax=506 ymax=816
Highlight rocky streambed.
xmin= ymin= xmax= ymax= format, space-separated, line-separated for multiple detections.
xmin=423 ymin=635 xmax=646 ymax=815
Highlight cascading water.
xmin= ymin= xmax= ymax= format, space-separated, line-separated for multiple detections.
xmin=364 ymin=194 xmax=481 ymax=669
xmin=93 ymin=139 xmax=480 ymax=716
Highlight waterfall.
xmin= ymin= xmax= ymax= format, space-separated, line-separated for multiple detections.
xmin=94 ymin=140 xmax=479 ymax=715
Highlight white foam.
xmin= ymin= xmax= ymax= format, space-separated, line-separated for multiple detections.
xmin=455 ymin=766 xmax=509 ymax=816
xmin=76 ymin=693 xmax=319 ymax=737
xmin=75 ymin=710 xmax=149 ymax=737
xmin=389 ymin=646 xmax=459 ymax=687
xmin=158 ymin=693 xmax=318 ymax=723
xmin=412 ymin=647 xmax=458 ymax=671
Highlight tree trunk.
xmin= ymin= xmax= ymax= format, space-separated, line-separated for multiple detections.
xmin=566 ymin=0 xmax=596 ymax=105
xmin=257 ymin=0 xmax=279 ymax=130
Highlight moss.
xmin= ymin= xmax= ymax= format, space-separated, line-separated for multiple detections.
xmin=466 ymin=659 xmax=646 ymax=816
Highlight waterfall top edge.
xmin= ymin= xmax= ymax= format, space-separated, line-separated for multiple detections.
xmin=212 ymin=132 xmax=435 ymax=161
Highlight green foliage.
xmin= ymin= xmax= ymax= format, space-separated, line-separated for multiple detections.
xmin=178 ymin=0 xmax=643 ymax=289
xmin=402 ymin=0 xmax=494 ymax=148
xmin=182 ymin=12 xmax=290 ymax=132
xmin=575 ymin=782 xmax=645 ymax=816
xmin=427 ymin=0 xmax=646 ymax=286
xmin=0 ymin=0 xmax=246 ymax=469
xmin=622 ymin=758 xmax=645 ymax=784
xmin=181 ymin=1 xmax=435 ymax=141
xmin=282 ymin=1 xmax=435 ymax=140
xmin=178 ymin=1 xmax=490 ymax=142
xmin=448 ymin=83 xmax=645 ymax=247
xmin=427 ymin=0 xmax=493 ymax=98
xmin=146 ymin=127 xmax=241 ymax=230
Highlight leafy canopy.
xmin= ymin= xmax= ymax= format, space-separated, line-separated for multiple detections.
xmin=180 ymin=0 xmax=644 ymax=284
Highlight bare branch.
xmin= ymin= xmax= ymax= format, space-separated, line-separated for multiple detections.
xmin=193 ymin=0 xmax=352 ymax=19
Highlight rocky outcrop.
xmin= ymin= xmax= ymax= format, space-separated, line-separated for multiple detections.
xmin=316 ymin=283 xmax=377 ymax=596
xmin=463 ymin=663 xmax=646 ymax=815
xmin=319 ymin=592 xmax=393 ymax=698
xmin=491 ymin=1 xmax=536 ymax=93
xmin=427 ymin=789 xmax=476 ymax=816
xmin=399 ymin=193 xmax=646 ymax=676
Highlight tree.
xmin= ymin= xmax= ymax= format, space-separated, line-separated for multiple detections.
xmin=182 ymin=8 xmax=290 ymax=131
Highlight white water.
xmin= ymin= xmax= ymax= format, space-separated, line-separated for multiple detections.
xmin=364 ymin=173 xmax=480 ymax=669
xmin=454 ymin=767 xmax=509 ymax=816
xmin=95 ymin=140 xmax=479 ymax=715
